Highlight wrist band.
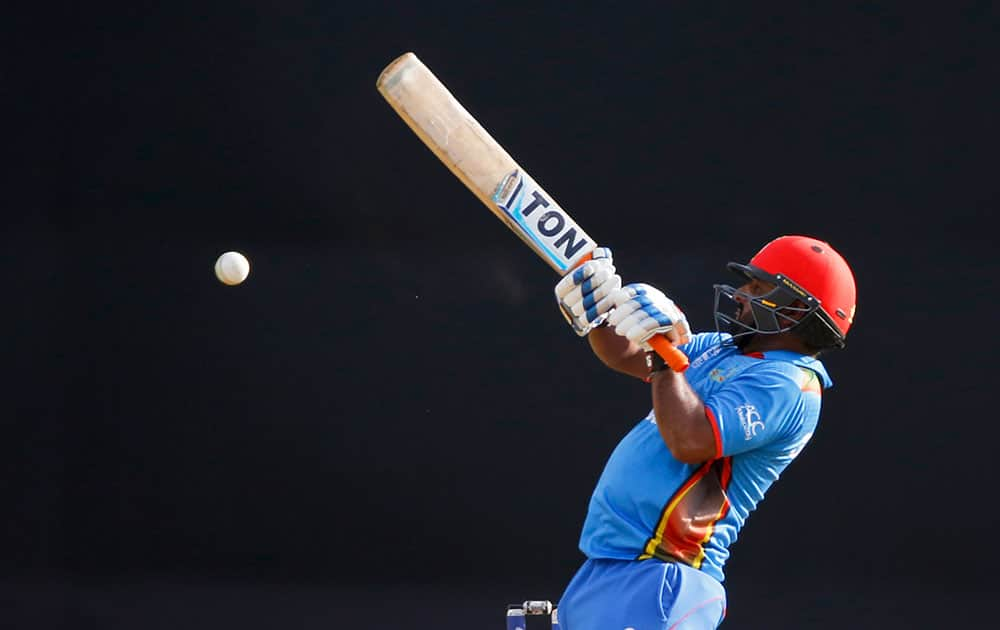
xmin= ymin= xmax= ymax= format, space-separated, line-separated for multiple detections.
xmin=644 ymin=351 xmax=671 ymax=383
xmin=645 ymin=351 xmax=668 ymax=373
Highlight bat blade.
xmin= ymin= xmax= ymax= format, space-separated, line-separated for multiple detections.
xmin=376 ymin=52 xmax=595 ymax=274
xmin=376 ymin=52 xmax=690 ymax=372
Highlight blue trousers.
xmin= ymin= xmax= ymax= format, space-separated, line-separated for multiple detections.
xmin=558 ymin=558 xmax=726 ymax=629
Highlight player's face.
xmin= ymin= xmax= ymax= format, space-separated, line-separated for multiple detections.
xmin=713 ymin=273 xmax=786 ymax=350
xmin=732 ymin=278 xmax=777 ymax=326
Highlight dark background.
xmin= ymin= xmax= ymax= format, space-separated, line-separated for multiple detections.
xmin=4 ymin=1 xmax=997 ymax=628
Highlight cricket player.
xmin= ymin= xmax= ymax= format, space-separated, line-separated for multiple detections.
xmin=553 ymin=235 xmax=857 ymax=629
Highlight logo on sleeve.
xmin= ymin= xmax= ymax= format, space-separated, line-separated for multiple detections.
xmin=690 ymin=344 xmax=723 ymax=370
xmin=736 ymin=404 xmax=765 ymax=440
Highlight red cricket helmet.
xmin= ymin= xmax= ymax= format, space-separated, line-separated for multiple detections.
xmin=725 ymin=235 xmax=857 ymax=344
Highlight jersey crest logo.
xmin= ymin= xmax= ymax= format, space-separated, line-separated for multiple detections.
xmin=736 ymin=404 xmax=765 ymax=440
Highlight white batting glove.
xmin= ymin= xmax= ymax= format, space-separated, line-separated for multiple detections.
xmin=554 ymin=247 xmax=622 ymax=336
xmin=607 ymin=283 xmax=691 ymax=349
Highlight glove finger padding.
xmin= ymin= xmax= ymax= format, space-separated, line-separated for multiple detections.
xmin=554 ymin=248 xmax=614 ymax=298
xmin=608 ymin=283 xmax=691 ymax=348
xmin=555 ymin=247 xmax=621 ymax=336
xmin=565 ymin=270 xmax=622 ymax=318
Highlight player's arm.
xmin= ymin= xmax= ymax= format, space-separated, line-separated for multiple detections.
xmin=585 ymin=325 xmax=648 ymax=379
xmin=647 ymin=366 xmax=718 ymax=463
xmin=608 ymin=284 xmax=717 ymax=463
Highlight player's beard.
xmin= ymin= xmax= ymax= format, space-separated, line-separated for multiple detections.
xmin=728 ymin=304 xmax=757 ymax=351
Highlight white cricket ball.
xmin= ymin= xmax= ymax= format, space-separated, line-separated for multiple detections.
xmin=214 ymin=251 xmax=250 ymax=286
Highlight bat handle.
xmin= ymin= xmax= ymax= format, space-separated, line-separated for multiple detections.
xmin=647 ymin=334 xmax=690 ymax=373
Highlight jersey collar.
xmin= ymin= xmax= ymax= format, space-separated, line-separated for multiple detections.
xmin=753 ymin=350 xmax=834 ymax=389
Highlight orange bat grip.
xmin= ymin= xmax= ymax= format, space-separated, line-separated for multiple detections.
xmin=647 ymin=334 xmax=690 ymax=373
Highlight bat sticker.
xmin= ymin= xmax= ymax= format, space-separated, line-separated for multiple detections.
xmin=492 ymin=170 xmax=592 ymax=272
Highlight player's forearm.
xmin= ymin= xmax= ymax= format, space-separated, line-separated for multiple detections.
xmin=587 ymin=325 xmax=648 ymax=378
xmin=649 ymin=369 xmax=718 ymax=463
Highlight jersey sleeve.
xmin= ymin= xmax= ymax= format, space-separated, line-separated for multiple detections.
xmin=703 ymin=364 xmax=808 ymax=457
xmin=677 ymin=332 xmax=724 ymax=361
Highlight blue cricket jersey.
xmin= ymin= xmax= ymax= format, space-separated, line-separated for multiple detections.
xmin=578 ymin=332 xmax=832 ymax=583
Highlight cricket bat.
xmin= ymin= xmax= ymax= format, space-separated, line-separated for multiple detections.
xmin=376 ymin=52 xmax=688 ymax=372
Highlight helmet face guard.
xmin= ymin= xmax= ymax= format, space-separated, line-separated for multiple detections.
xmin=713 ymin=263 xmax=823 ymax=343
